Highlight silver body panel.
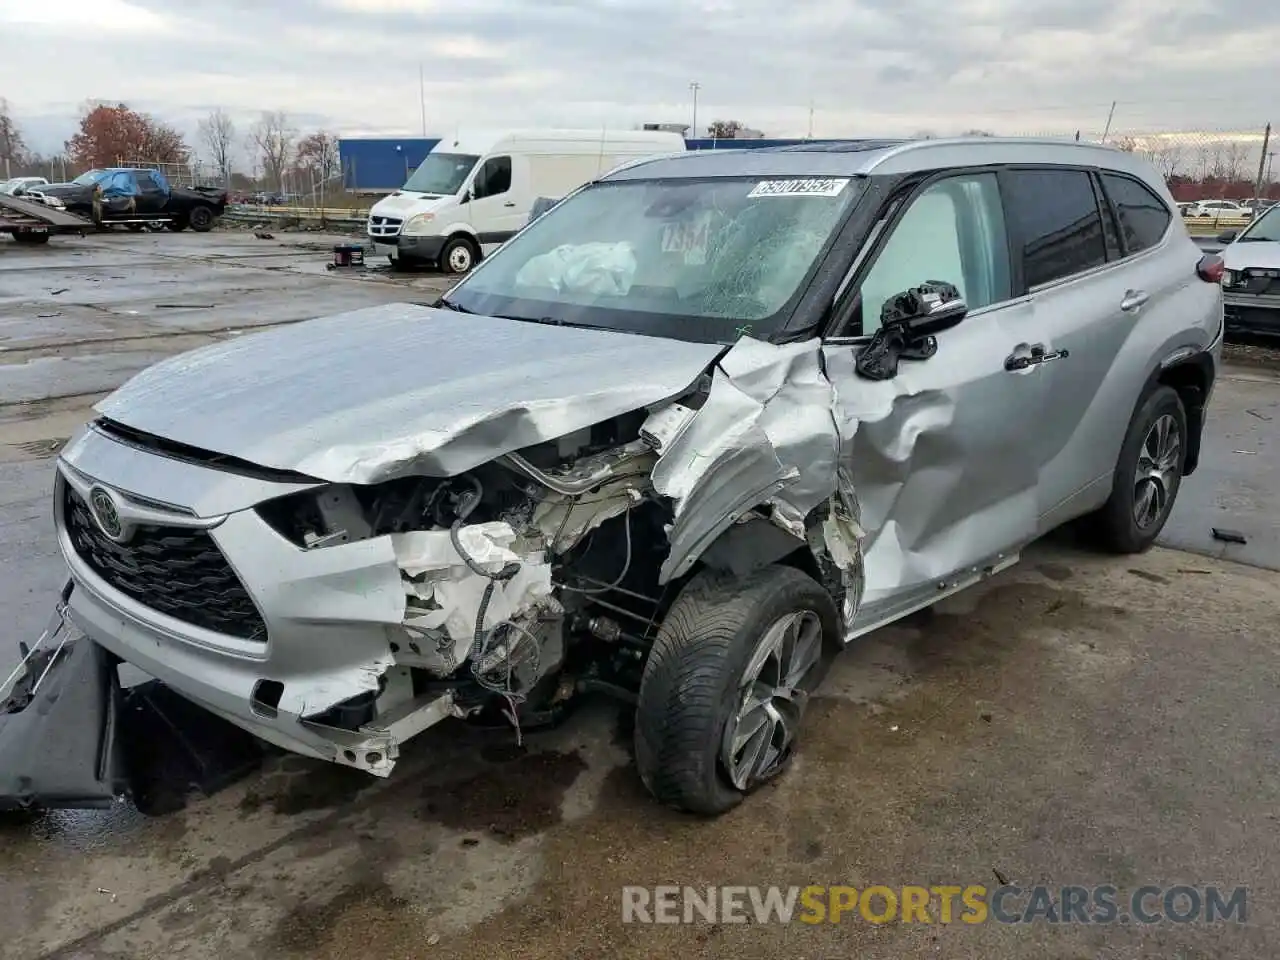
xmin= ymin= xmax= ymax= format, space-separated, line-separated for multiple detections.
xmin=51 ymin=138 xmax=1224 ymax=775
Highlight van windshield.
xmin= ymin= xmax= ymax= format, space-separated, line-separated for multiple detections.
xmin=446 ymin=176 xmax=863 ymax=343
xmin=403 ymin=153 xmax=480 ymax=196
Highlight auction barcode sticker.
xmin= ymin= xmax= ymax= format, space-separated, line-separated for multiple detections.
xmin=748 ymin=178 xmax=850 ymax=198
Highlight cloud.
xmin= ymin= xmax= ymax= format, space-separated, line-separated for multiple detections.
xmin=0 ymin=0 xmax=1275 ymax=160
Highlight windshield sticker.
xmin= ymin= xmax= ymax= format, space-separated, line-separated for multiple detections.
xmin=748 ymin=178 xmax=850 ymax=199
xmin=661 ymin=213 xmax=713 ymax=265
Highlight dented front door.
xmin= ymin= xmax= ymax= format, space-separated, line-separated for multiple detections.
xmin=822 ymin=171 xmax=1047 ymax=631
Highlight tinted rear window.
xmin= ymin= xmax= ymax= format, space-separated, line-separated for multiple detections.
xmin=1004 ymin=170 xmax=1108 ymax=287
xmin=1102 ymin=173 xmax=1172 ymax=254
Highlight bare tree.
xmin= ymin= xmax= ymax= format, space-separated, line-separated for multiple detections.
xmin=198 ymin=108 xmax=236 ymax=185
xmin=1221 ymin=139 xmax=1251 ymax=182
xmin=295 ymin=131 xmax=340 ymax=185
xmin=249 ymin=110 xmax=294 ymax=191
xmin=1145 ymin=142 xmax=1185 ymax=180
xmin=0 ymin=98 xmax=27 ymax=178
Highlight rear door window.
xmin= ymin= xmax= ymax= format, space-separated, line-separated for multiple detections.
xmin=1101 ymin=173 xmax=1172 ymax=255
xmin=1003 ymin=169 xmax=1108 ymax=287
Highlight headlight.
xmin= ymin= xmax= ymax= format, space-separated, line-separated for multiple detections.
xmin=1223 ymin=269 xmax=1238 ymax=286
xmin=401 ymin=212 xmax=436 ymax=235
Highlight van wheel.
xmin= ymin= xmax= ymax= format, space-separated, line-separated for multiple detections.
xmin=13 ymin=232 xmax=50 ymax=244
xmin=1089 ymin=385 xmax=1187 ymax=553
xmin=441 ymin=236 xmax=478 ymax=274
xmin=635 ymin=565 xmax=839 ymax=816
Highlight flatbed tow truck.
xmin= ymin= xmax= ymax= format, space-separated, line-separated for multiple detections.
xmin=0 ymin=191 xmax=93 ymax=245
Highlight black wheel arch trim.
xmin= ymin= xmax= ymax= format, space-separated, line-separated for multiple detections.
xmin=1146 ymin=349 xmax=1215 ymax=477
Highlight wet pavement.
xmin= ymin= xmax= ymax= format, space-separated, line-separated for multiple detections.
xmin=2 ymin=230 xmax=1279 ymax=959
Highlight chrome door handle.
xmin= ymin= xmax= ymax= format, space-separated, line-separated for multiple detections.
xmin=1005 ymin=342 xmax=1070 ymax=372
xmin=1120 ymin=289 xmax=1150 ymax=311
xmin=503 ymin=201 xmax=517 ymax=207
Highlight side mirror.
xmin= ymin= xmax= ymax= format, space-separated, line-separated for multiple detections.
xmin=461 ymin=186 xmax=474 ymax=203
xmin=879 ymin=280 xmax=968 ymax=338
xmin=1217 ymin=230 xmax=1238 ymax=244
xmin=855 ymin=281 xmax=967 ymax=382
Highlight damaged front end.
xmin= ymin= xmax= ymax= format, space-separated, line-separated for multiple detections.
xmin=15 ymin=332 xmax=867 ymax=809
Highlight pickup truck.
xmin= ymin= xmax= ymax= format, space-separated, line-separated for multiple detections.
xmin=37 ymin=168 xmax=227 ymax=232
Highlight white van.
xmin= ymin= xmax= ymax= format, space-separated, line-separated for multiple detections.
xmin=366 ymin=129 xmax=686 ymax=273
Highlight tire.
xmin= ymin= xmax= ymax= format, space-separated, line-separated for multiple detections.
xmin=13 ymin=232 xmax=50 ymax=245
xmin=1090 ymin=385 xmax=1187 ymax=554
xmin=188 ymin=206 xmax=214 ymax=232
xmin=440 ymin=236 xmax=478 ymax=275
xmin=166 ymin=217 xmax=188 ymax=233
xmin=634 ymin=565 xmax=839 ymax=815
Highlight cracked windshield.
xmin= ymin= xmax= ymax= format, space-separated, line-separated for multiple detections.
xmin=452 ymin=176 xmax=863 ymax=332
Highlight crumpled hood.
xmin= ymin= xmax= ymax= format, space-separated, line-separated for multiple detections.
xmin=1222 ymin=239 xmax=1280 ymax=271
xmin=95 ymin=304 xmax=724 ymax=485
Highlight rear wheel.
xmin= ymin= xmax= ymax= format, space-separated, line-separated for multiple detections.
xmin=188 ymin=205 xmax=214 ymax=232
xmin=634 ymin=565 xmax=839 ymax=815
xmin=13 ymin=232 xmax=50 ymax=245
xmin=1090 ymin=385 xmax=1187 ymax=553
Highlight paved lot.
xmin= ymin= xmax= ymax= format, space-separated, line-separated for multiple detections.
xmin=2 ymin=231 xmax=1279 ymax=959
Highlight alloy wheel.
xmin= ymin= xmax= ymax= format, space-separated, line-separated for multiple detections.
xmin=721 ymin=610 xmax=824 ymax=790
xmin=1133 ymin=413 xmax=1181 ymax=529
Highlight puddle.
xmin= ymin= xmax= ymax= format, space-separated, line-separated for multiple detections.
xmin=417 ymin=749 xmax=588 ymax=842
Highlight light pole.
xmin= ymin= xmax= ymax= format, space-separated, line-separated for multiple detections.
xmin=689 ymin=81 xmax=701 ymax=138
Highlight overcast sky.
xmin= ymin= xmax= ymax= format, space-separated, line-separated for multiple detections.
xmin=1 ymin=0 xmax=1275 ymax=162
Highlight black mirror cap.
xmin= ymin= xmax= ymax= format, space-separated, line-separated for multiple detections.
xmin=880 ymin=280 xmax=969 ymax=338
xmin=1216 ymin=229 xmax=1238 ymax=244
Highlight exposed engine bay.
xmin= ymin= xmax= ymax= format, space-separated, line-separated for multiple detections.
xmin=251 ymin=391 xmax=863 ymax=771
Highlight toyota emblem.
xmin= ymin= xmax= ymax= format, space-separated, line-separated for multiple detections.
xmin=88 ymin=485 xmax=128 ymax=542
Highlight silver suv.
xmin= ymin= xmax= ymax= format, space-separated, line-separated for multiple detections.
xmin=6 ymin=138 xmax=1223 ymax=815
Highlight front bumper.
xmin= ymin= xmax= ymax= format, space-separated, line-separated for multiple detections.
xmin=52 ymin=425 xmax=458 ymax=776
xmin=1223 ymin=291 xmax=1280 ymax=335
xmin=369 ymin=234 xmax=447 ymax=262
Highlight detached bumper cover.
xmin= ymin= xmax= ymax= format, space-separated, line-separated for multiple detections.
xmin=0 ymin=594 xmax=125 ymax=810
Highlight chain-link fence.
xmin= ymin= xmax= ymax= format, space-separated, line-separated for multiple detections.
xmin=1000 ymin=124 xmax=1276 ymax=201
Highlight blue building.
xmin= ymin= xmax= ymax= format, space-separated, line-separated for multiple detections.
xmin=338 ymin=136 xmax=840 ymax=192
xmin=340 ymin=138 xmax=439 ymax=192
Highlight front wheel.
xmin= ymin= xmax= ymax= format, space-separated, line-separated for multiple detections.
xmin=634 ymin=565 xmax=839 ymax=815
xmin=1089 ymin=385 xmax=1187 ymax=553
xmin=13 ymin=232 xmax=50 ymax=245
xmin=440 ymin=236 xmax=478 ymax=275
xmin=188 ymin=205 xmax=214 ymax=232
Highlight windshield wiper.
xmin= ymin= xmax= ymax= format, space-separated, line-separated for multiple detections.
xmin=1236 ymin=236 xmax=1274 ymax=242
xmin=499 ymin=315 xmax=598 ymax=331
xmin=433 ymin=297 xmax=474 ymax=313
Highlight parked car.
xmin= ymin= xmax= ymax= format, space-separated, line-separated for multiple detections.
xmin=1184 ymin=199 xmax=1253 ymax=220
xmin=5 ymin=138 xmax=1223 ymax=815
xmin=0 ymin=176 xmax=50 ymax=195
xmin=1216 ymin=204 xmax=1280 ymax=335
xmin=37 ymin=168 xmax=226 ymax=232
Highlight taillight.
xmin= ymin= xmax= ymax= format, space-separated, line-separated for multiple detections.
xmin=1196 ymin=254 xmax=1225 ymax=283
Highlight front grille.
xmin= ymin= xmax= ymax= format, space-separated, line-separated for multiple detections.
xmin=367 ymin=215 xmax=402 ymax=239
xmin=63 ymin=483 xmax=267 ymax=642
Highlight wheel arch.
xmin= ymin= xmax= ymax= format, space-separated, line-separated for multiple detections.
xmin=1153 ymin=353 xmax=1212 ymax=476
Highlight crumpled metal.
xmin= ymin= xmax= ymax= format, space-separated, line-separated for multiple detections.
xmin=647 ymin=336 xmax=842 ymax=583
xmin=94 ymin=304 xmax=725 ymax=485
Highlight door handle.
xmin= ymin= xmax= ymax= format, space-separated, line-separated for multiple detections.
xmin=1120 ymin=289 xmax=1150 ymax=311
xmin=503 ymin=201 xmax=516 ymax=207
xmin=1005 ymin=342 xmax=1070 ymax=372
